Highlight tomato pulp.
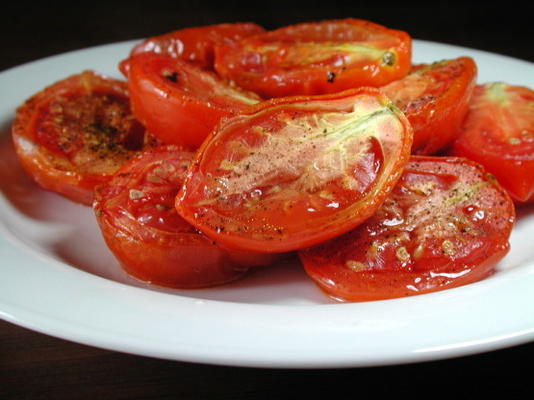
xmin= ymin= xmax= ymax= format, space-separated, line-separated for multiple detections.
xmin=214 ymin=18 xmax=412 ymax=98
xmin=12 ymin=71 xmax=148 ymax=205
xmin=299 ymin=156 xmax=515 ymax=301
xmin=176 ymin=87 xmax=413 ymax=253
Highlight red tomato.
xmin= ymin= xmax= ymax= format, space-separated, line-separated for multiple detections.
xmin=175 ymin=87 xmax=413 ymax=253
xmin=214 ymin=18 xmax=412 ymax=98
xmin=12 ymin=71 xmax=148 ymax=205
xmin=381 ymin=57 xmax=477 ymax=155
xmin=122 ymin=22 xmax=265 ymax=73
xmin=126 ymin=53 xmax=260 ymax=149
xmin=451 ymin=82 xmax=534 ymax=202
xmin=94 ymin=146 xmax=275 ymax=289
xmin=298 ymin=156 xmax=515 ymax=302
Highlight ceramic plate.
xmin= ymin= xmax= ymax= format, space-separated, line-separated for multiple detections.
xmin=0 ymin=39 xmax=533 ymax=368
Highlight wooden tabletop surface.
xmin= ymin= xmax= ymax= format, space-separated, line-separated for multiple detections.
xmin=1 ymin=2 xmax=533 ymax=398
xmin=2 ymin=317 xmax=533 ymax=399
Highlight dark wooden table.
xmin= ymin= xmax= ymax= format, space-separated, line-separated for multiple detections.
xmin=1 ymin=317 xmax=533 ymax=399
xmin=1 ymin=2 xmax=533 ymax=398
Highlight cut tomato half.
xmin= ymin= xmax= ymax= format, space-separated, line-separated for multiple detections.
xmin=12 ymin=70 xmax=148 ymax=205
xmin=94 ymin=146 xmax=276 ymax=289
xmin=451 ymin=82 xmax=534 ymax=202
xmin=126 ymin=53 xmax=260 ymax=149
xmin=381 ymin=57 xmax=477 ymax=155
xmin=214 ymin=18 xmax=412 ymax=98
xmin=298 ymin=156 xmax=515 ymax=302
xmin=121 ymin=22 xmax=265 ymax=73
xmin=176 ymin=87 xmax=413 ymax=253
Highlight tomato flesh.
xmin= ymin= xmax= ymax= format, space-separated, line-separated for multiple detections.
xmin=381 ymin=57 xmax=477 ymax=155
xmin=451 ymin=82 xmax=534 ymax=202
xmin=298 ymin=156 xmax=515 ymax=301
xmin=176 ymin=87 xmax=413 ymax=253
xmin=12 ymin=71 xmax=148 ymax=205
xmin=126 ymin=53 xmax=260 ymax=149
xmin=94 ymin=146 xmax=277 ymax=289
xmin=214 ymin=18 xmax=412 ymax=98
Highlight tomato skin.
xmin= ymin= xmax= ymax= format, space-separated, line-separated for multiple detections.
xmin=450 ymin=82 xmax=534 ymax=203
xmin=298 ymin=156 xmax=515 ymax=302
xmin=126 ymin=53 xmax=260 ymax=149
xmin=121 ymin=22 xmax=265 ymax=74
xmin=12 ymin=71 xmax=147 ymax=205
xmin=214 ymin=18 xmax=412 ymax=98
xmin=176 ymin=87 xmax=413 ymax=253
xmin=94 ymin=146 xmax=276 ymax=289
xmin=381 ymin=57 xmax=477 ymax=155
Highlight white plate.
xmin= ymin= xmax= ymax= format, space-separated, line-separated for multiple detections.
xmin=0 ymin=39 xmax=533 ymax=369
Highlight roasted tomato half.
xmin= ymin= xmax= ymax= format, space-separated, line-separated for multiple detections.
xmin=122 ymin=22 xmax=265 ymax=73
xmin=126 ymin=53 xmax=260 ymax=149
xmin=450 ymin=82 xmax=534 ymax=203
xmin=381 ymin=57 xmax=477 ymax=155
xmin=94 ymin=146 xmax=275 ymax=289
xmin=298 ymin=156 xmax=515 ymax=302
xmin=214 ymin=18 xmax=412 ymax=98
xmin=12 ymin=71 xmax=148 ymax=205
xmin=176 ymin=87 xmax=413 ymax=253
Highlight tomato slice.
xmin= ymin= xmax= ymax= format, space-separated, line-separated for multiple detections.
xmin=450 ymin=82 xmax=534 ymax=202
xmin=214 ymin=18 xmax=412 ymax=98
xmin=175 ymin=87 xmax=413 ymax=253
xmin=12 ymin=70 xmax=148 ymax=205
xmin=298 ymin=156 xmax=515 ymax=302
xmin=381 ymin=57 xmax=477 ymax=155
xmin=94 ymin=145 xmax=275 ymax=289
xmin=126 ymin=53 xmax=260 ymax=149
xmin=121 ymin=22 xmax=265 ymax=73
